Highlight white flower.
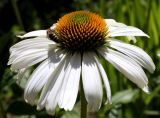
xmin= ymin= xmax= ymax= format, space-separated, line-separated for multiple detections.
xmin=8 ymin=11 xmax=155 ymax=114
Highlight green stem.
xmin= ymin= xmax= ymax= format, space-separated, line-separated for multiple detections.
xmin=99 ymin=0 xmax=105 ymax=17
xmin=80 ymin=78 xmax=87 ymax=118
xmin=11 ymin=0 xmax=25 ymax=30
xmin=143 ymin=0 xmax=152 ymax=31
xmin=143 ymin=0 xmax=152 ymax=50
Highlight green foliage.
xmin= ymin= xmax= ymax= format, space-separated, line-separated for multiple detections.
xmin=0 ymin=0 xmax=160 ymax=118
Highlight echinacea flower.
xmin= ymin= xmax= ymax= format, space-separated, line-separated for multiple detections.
xmin=8 ymin=11 xmax=155 ymax=114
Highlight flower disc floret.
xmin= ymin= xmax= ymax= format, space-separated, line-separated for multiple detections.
xmin=47 ymin=11 xmax=108 ymax=52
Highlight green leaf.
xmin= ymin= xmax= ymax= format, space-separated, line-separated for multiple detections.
xmin=112 ymin=89 xmax=139 ymax=105
xmin=143 ymin=85 xmax=160 ymax=105
xmin=61 ymin=111 xmax=80 ymax=118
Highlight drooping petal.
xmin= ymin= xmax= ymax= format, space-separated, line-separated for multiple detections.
xmin=9 ymin=48 xmax=48 ymax=64
xmin=9 ymin=40 xmax=58 ymax=71
xmin=98 ymin=48 xmax=149 ymax=93
xmin=108 ymin=39 xmax=155 ymax=73
xmin=58 ymin=53 xmax=81 ymax=110
xmin=82 ymin=52 xmax=103 ymax=112
xmin=17 ymin=30 xmax=47 ymax=38
xmin=45 ymin=60 xmax=67 ymax=115
xmin=110 ymin=26 xmax=149 ymax=37
xmin=24 ymin=49 xmax=64 ymax=105
xmin=94 ymin=56 xmax=112 ymax=104
xmin=24 ymin=59 xmax=54 ymax=105
xmin=8 ymin=37 xmax=55 ymax=67
xmin=105 ymin=19 xmax=149 ymax=37
xmin=10 ymin=49 xmax=48 ymax=70
xmin=10 ymin=37 xmax=54 ymax=52
xmin=105 ymin=19 xmax=126 ymax=32
xmin=104 ymin=19 xmax=138 ymax=43
xmin=11 ymin=37 xmax=52 ymax=48
xmin=37 ymin=54 xmax=68 ymax=113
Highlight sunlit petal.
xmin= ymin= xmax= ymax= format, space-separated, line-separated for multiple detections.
xmin=17 ymin=30 xmax=47 ymax=38
xmin=82 ymin=52 xmax=103 ymax=112
xmin=99 ymin=48 xmax=149 ymax=93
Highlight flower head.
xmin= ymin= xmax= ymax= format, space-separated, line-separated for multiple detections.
xmin=8 ymin=10 xmax=155 ymax=114
xmin=48 ymin=11 xmax=108 ymax=51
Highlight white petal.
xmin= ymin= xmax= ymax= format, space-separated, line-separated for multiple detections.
xmin=8 ymin=38 xmax=56 ymax=65
xmin=8 ymin=48 xmax=48 ymax=65
xmin=50 ymin=23 xmax=56 ymax=30
xmin=45 ymin=64 xmax=66 ymax=114
xmin=45 ymin=56 xmax=70 ymax=114
xmin=24 ymin=59 xmax=57 ymax=105
xmin=109 ymin=26 xmax=149 ymax=37
xmin=10 ymin=37 xmax=54 ymax=52
xmin=82 ymin=52 xmax=103 ymax=112
xmin=109 ymin=39 xmax=155 ymax=73
xmin=17 ymin=30 xmax=47 ymax=38
xmin=105 ymin=19 xmax=126 ymax=31
xmin=105 ymin=19 xmax=149 ymax=37
xmin=99 ymin=48 xmax=148 ymax=92
xmin=142 ymin=85 xmax=150 ymax=93
xmin=105 ymin=19 xmax=137 ymax=43
xmin=8 ymin=37 xmax=55 ymax=67
xmin=24 ymin=50 xmax=64 ymax=105
xmin=36 ymin=54 xmax=67 ymax=112
xmin=10 ymin=50 xmax=48 ymax=70
xmin=9 ymin=41 xmax=58 ymax=71
xmin=94 ymin=56 xmax=112 ymax=104
xmin=58 ymin=53 xmax=81 ymax=110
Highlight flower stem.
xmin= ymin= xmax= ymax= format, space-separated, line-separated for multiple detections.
xmin=80 ymin=78 xmax=87 ymax=118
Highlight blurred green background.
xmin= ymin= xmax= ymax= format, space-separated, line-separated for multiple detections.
xmin=0 ymin=0 xmax=160 ymax=118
